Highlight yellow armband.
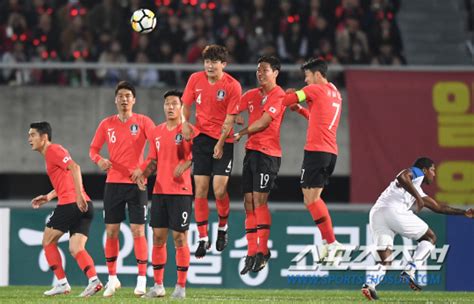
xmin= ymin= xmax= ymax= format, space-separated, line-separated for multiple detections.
xmin=295 ymin=90 xmax=306 ymax=103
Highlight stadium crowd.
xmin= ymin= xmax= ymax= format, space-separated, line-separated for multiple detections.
xmin=1 ymin=0 xmax=404 ymax=86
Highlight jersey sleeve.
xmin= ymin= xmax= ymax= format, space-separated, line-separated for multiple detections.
xmin=238 ymin=90 xmax=250 ymax=113
xmin=263 ymin=91 xmax=284 ymax=120
xmin=50 ymin=145 xmax=73 ymax=170
xmin=226 ymin=79 xmax=242 ymax=115
xmin=302 ymin=84 xmax=323 ymax=104
xmin=140 ymin=129 xmax=158 ymax=172
xmin=182 ymin=73 xmax=197 ymax=106
xmin=89 ymin=119 xmax=106 ymax=164
xmin=143 ymin=115 xmax=156 ymax=139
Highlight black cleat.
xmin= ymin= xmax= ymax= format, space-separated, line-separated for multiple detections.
xmin=252 ymin=251 xmax=271 ymax=272
xmin=216 ymin=230 xmax=228 ymax=252
xmin=240 ymin=255 xmax=256 ymax=275
xmin=400 ymin=271 xmax=422 ymax=291
xmin=194 ymin=240 xmax=210 ymax=258
xmin=361 ymin=284 xmax=379 ymax=300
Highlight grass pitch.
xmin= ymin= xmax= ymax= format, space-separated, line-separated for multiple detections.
xmin=1 ymin=286 xmax=474 ymax=303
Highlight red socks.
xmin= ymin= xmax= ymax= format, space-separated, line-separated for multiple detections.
xmin=152 ymin=244 xmax=167 ymax=285
xmin=245 ymin=210 xmax=258 ymax=256
xmin=216 ymin=194 xmax=230 ymax=228
xmin=307 ymin=198 xmax=336 ymax=244
xmin=75 ymin=250 xmax=97 ymax=278
xmin=194 ymin=198 xmax=209 ymax=238
xmin=44 ymin=243 xmax=66 ymax=280
xmin=176 ymin=246 xmax=190 ymax=288
xmin=134 ymin=236 xmax=148 ymax=276
xmin=255 ymin=204 xmax=271 ymax=255
xmin=105 ymin=237 xmax=119 ymax=275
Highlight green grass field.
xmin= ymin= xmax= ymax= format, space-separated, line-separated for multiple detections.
xmin=1 ymin=287 xmax=474 ymax=303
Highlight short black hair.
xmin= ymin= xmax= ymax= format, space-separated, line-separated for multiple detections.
xmin=30 ymin=121 xmax=52 ymax=141
xmin=115 ymin=80 xmax=136 ymax=97
xmin=164 ymin=89 xmax=183 ymax=100
xmin=202 ymin=44 xmax=228 ymax=62
xmin=413 ymin=157 xmax=434 ymax=170
xmin=301 ymin=58 xmax=328 ymax=78
xmin=257 ymin=55 xmax=281 ymax=71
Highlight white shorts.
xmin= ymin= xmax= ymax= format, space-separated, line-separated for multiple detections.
xmin=369 ymin=206 xmax=429 ymax=248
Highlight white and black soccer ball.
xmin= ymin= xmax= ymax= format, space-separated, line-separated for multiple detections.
xmin=130 ymin=8 xmax=156 ymax=34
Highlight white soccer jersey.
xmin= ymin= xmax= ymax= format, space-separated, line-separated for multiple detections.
xmin=373 ymin=167 xmax=427 ymax=211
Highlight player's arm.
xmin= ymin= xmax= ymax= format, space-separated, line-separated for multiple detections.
xmin=396 ymin=169 xmax=425 ymax=212
xmin=174 ymin=160 xmax=192 ymax=178
xmin=289 ymin=104 xmax=310 ymax=120
xmin=422 ymin=196 xmax=472 ymax=217
xmin=66 ymin=160 xmax=88 ymax=212
xmin=132 ymin=117 xmax=156 ymax=182
xmin=181 ymin=75 xmax=196 ymax=140
xmin=282 ymin=88 xmax=306 ymax=106
xmin=31 ymin=189 xmax=57 ymax=209
xmin=213 ymin=114 xmax=236 ymax=159
xmin=234 ymin=112 xmax=273 ymax=142
xmin=89 ymin=121 xmax=112 ymax=172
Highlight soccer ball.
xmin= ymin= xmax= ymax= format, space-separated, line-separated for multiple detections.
xmin=130 ymin=9 xmax=156 ymax=34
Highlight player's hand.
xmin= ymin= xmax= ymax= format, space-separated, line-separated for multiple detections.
xmin=213 ymin=143 xmax=224 ymax=159
xmin=289 ymin=104 xmax=301 ymax=112
xmin=285 ymin=88 xmax=296 ymax=94
xmin=130 ymin=168 xmax=143 ymax=183
xmin=465 ymin=208 xmax=474 ymax=218
xmin=235 ymin=115 xmax=245 ymax=125
xmin=76 ymin=194 xmax=88 ymax=213
xmin=97 ymin=158 xmax=112 ymax=172
xmin=31 ymin=195 xmax=49 ymax=209
xmin=182 ymin=122 xmax=193 ymax=141
xmin=233 ymin=132 xmax=242 ymax=142
xmin=137 ymin=176 xmax=146 ymax=191
xmin=174 ymin=163 xmax=186 ymax=178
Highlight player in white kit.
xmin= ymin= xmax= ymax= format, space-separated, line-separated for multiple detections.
xmin=361 ymin=157 xmax=473 ymax=300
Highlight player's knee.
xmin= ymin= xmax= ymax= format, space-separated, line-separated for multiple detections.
xmin=130 ymin=224 xmax=145 ymax=238
xmin=69 ymin=244 xmax=84 ymax=257
xmin=421 ymin=229 xmax=437 ymax=244
xmin=213 ymin=187 xmax=227 ymax=199
xmin=173 ymin=232 xmax=187 ymax=247
xmin=244 ymin=200 xmax=253 ymax=211
xmin=42 ymin=238 xmax=55 ymax=247
xmin=153 ymin=235 xmax=167 ymax=246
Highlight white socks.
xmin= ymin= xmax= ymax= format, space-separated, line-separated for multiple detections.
xmin=366 ymin=264 xmax=386 ymax=288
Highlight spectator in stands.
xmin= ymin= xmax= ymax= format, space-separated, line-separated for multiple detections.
xmin=96 ymin=39 xmax=127 ymax=85
xmin=277 ymin=22 xmax=308 ymax=63
xmin=336 ymin=16 xmax=369 ymax=64
xmin=60 ymin=16 xmax=93 ymax=60
xmin=371 ymin=42 xmax=402 ymax=65
xmin=127 ymin=51 xmax=158 ymax=88
xmin=2 ymin=41 xmax=31 ymax=85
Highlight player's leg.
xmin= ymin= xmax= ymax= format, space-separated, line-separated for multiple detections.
xmin=143 ymin=195 xmax=168 ymax=298
xmin=102 ymin=183 xmax=126 ymax=296
xmin=42 ymin=225 xmax=70 ymax=296
xmin=301 ymin=151 xmax=337 ymax=245
xmin=168 ymin=195 xmax=192 ymax=299
xmin=212 ymin=141 xmax=233 ymax=252
xmin=68 ymin=202 xmax=103 ymax=297
xmin=241 ymin=192 xmax=257 ymax=275
xmin=192 ymin=134 xmax=213 ymax=257
xmin=127 ymin=184 xmax=149 ymax=295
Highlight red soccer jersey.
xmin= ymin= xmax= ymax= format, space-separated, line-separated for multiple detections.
xmin=89 ymin=113 xmax=155 ymax=183
xmin=182 ymin=71 xmax=242 ymax=142
xmin=45 ymin=144 xmax=90 ymax=205
xmin=146 ymin=123 xmax=197 ymax=195
xmin=302 ymin=82 xmax=342 ymax=154
xmin=239 ymin=86 xmax=286 ymax=157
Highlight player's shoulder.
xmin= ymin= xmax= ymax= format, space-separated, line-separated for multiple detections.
xmin=223 ymin=72 xmax=241 ymax=87
xmin=134 ymin=113 xmax=154 ymax=122
xmin=190 ymin=71 xmax=206 ymax=82
xmin=272 ymin=85 xmax=286 ymax=97
xmin=243 ymin=87 xmax=260 ymax=97
xmin=47 ymin=143 xmax=68 ymax=156
xmin=99 ymin=115 xmax=117 ymax=125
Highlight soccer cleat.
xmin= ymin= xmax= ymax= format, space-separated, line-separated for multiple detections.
xmin=134 ymin=275 xmax=147 ymax=296
xmin=103 ymin=277 xmax=121 ymax=297
xmin=240 ymin=255 xmax=256 ymax=275
xmin=400 ymin=270 xmax=422 ymax=291
xmin=216 ymin=229 xmax=228 ymax=252
xmin=252 ymin=251 xmax=271 ymax=272
xmin=141 ymin=283 xmax=165 ymax=298
xmin=195 ymin=240 xmax=211 ymax=258
xmin=171 ymin=284 xmax=186 ymax=299
xmin=361 ymin=284 xmax=379 ymax=300
xmin=319 ymin=240 xmax=344 ymax=264
xmin=79 ymin=279 xmax=103 ymax=297
xmin=43 ymin=282 xmax=71 ymax=296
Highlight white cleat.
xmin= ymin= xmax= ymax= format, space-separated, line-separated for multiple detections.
xmin=319 ymin=240 xmax=344 ymax=264
xmin=43 ymin=282 xmax=71 ymax=296
xmin=134 ymin=275 xmax=147 ymax=296
xmin=79 ymin=279 xmax=103 ymax=297
xmin=141 ymin=283 xmax=166 ymax=298
xmin=171 ymin=284 xmax=186 ymax=299
xmin=103 ymin=277 xmax=121 ymax=297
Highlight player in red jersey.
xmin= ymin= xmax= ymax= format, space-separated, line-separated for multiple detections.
xmin=282 ymin=58 xmax=343 ymax=259
xmin=133 ymin=90 xmax=196 ymax=299
xmin=181 ymin=45 xmax=242 ymax=258
xmin=89 ymin=81 xmax=155 ymax=296
xmin=233 ymin=56 xmax=286 ymax=274
xmin=28 ymin=121 xmax=102 ymax=297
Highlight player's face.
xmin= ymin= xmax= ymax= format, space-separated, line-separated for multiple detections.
xmin=423 ymin=165 xmax=436 ymax=184
xmin=115 ymin=89 xmax=136 ymax=113
xmin=304 ymin=70 xmax=317 ymax=85
xmin=256 ymin=62 xmax=278 ymax=86
xmin=28 ymin=128 xmax=46 ymax=151
xmin=204 ymin=59 xmax=226 ymax=79
xmin=164 ymin=96 xmax=182 ymax=121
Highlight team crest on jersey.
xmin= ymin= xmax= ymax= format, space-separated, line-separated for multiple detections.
xmin=130 ymin=124 xmax=139 ymax=135
xmin=261 ymin=96 xmax=268 ymax=106
xmin=216 ymin=89 xmax=226 ymax=101
xmin=175 ymin=133 xmax=183 ymax=145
